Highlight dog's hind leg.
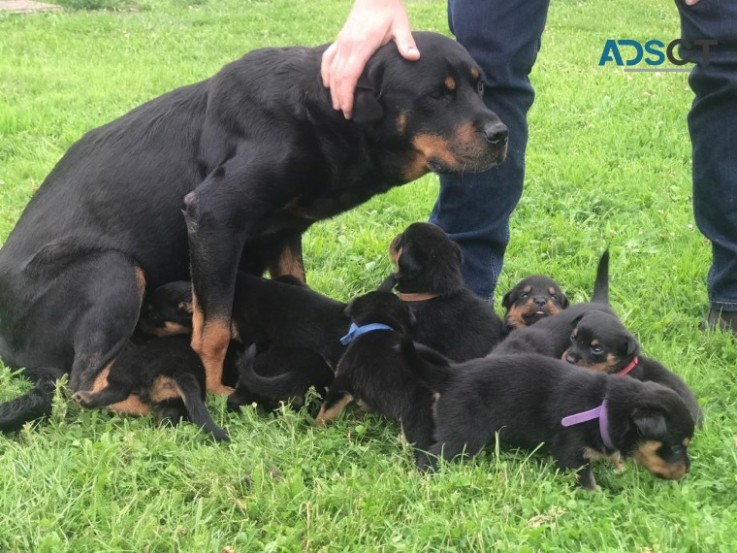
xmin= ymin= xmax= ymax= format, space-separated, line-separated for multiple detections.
xmin=0 ymin=368 xmax=63 ymax=432
xmin=401 ymin=393 xmax=437 ymax=471
xmin=67 ymin=255 xmax=146 ymax=392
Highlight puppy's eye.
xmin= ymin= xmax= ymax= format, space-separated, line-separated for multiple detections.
xmin=477 ymin=80 xmax=484 ymax=96
xmin=429 ymin=89 xmax=446 ymax=100
xmin=591 ymin=345 xmax=604 ymax=355
xmin=519 ymin=292 xmax=529 ymax=299
xmin=570 ymin=333 xmax=576 ymax=343
xmin=551 ymin=294 xmax=559 ymax=301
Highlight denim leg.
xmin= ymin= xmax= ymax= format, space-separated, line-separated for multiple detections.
xmin=429 ymin=0 xmax=551 ymax=302
xmin=677 ymin=0 xmax=737 ymax=312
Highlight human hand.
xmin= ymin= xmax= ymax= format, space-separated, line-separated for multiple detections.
xmin=321 ymin=0 xmax=420 ymax=119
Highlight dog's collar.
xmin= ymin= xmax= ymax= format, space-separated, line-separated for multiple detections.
xmin=398 ymin=292 xmax=439 ymax=302
xmin=616 ymin=356 xmax=639 ymax=377
xmin=561 ymin=399 xmax=614 ymax=450
xmin=340 ymin=322 xmax=395 ymax=345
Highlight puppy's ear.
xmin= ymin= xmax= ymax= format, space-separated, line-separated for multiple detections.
xmin=570 ymin=313 xmax=585 ymax=329
xmin=501 ymin=289 xmax=515 ymax=310
xmin=178 ymin=301 xmax=193 ymax=315
xmin=377 ymin=274 xmax=397 ymax=292
xmin=352 ymin=67 xmax=384 ymax=125
xmin=633 ymin=408 xmax=667 ymax=438
xmin=625 ymin=335 xmax=639 ymax=357
xmin=450 ymin=240 xmax=463 ymax=266
xmin=559 ymin=292 xmax=570 ymax=309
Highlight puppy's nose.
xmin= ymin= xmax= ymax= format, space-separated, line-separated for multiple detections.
xmin=534 ymin=297 xmax=547 ymax=308
xmin=564 ymin=353 xmax=579 ymax=365
xmin=482 ymin=121 xmax=508 ymax=145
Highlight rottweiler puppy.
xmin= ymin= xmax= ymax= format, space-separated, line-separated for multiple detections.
xmin=72 ymin=335 xmax=229 ymax=441
xmin=137 ymin=278 xmax=337 ymax=413
xmin=492 ymin=250 xmax=613 ymax=357
xmin=227 ymin=344 xmax=334 ymax=414
xmin=316 ymin=291 xmax=435 ymax=468
xmin=0 ymin=31 xmax=507 ymax=426
xmin=502 ymin=274 xmax=568 ymax=330
xmin=379 ymin=222 xmax=506 ymax=361
xmin=403 ymin=347 xmax=695 ymax=489
xmin=562 ymin=310 xmax=703 ymax=425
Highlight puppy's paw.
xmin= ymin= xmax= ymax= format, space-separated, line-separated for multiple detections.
xmin=209 ymin=385 xmax=235 ymax=396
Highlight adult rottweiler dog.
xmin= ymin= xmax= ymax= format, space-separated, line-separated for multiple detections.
xmin=562 ymin=310 xmax=703 ymax=426
xmin=316 ymin=291 xmax=435 ymax=468
xmin=501 ymin=274 xmax=568 ymax=330
xmin=73 ymin=335 xmax=229 ymax=442
xmin=403 ymin=347 xmax=695 ymax=489
xmin=0 ymin=31 xmax=507 ymax=428
xmin=379 ymin=222 xmax=506 ymax=361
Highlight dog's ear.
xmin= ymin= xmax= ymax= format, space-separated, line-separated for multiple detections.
xmin=570 ymin=313 xmax=585 ymax=328
xmin=559 ymin=291 xmax=570 ymax=309
xmin=377 ymin=274 xmax=397 ymax=292
xmin=396 ymin=247 xmax=423 ymax=280
xmin=633 ymin=408 xmax=667 ymax=438
xmin=625 ymin=335 xmax=639 ymax=357
xmin=352 ymin=65 xmax=385 ymax=125
xmin=178 ymin=301 xmax=193 ymax=315
xmin=501 ymin=289 xmax=515 ymax=310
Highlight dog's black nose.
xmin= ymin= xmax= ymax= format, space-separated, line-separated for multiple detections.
xmin=482 ymin=121 xmax=508 ymax=145
xmin=534 ymin=297 xmax=547 ymax=308
xmin=564 ymin=353 xmax=578 ymax=365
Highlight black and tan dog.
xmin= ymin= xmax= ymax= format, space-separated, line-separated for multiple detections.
xmin=0 ymin=32 xmax=507 ymax=431
xmin=72 ymin=335 xmax=229 ymax=441
xmin=403 ymin=347 xmax=695 ymax=489
xmin=562 ymin=309 xmax=703 ymax=425
xmin=316 ymin=291 xmax=435 ymax=468
xmin=502 ymin=275 xmax=568 ymax=330
xmin=492 ymin=250 xmax=613 ymax=357
xmin=136 ymin=277 xmax=338 ymax=413
xmin=379 ymin=222 xmax=506 ymax=361
xmin=228 ymin=345 xmax=334 ymax=414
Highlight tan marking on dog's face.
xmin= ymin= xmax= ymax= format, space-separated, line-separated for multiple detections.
xmin=580 ymin=353 xmax=620 ymax=373
xmin=633 ymin=440 xmax=688 ymax=480
xmin=146 ymin=321 xmax=190 ymax=337
xmin=444 ymin=76 xmax=456 ymax=91
xmin=90 ymin=364 xmax=112 ymax=393
xmin=389 ymin=235 xmax=403 ymax=269
xmin=505 ymin=305 xmax=528 ymax=329
xmin=134 ymin=266 xmax=146 ymax=296
xmin=411 ymin=134 xmax=457 ymax=166
xmin=316 ymin=393 xmax=354 ymax=426
xmin=470 ymin=67 xmax=480 ymax=80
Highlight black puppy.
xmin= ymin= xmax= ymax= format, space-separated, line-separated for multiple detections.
xmin=379 ymin=222 xmax=506 ymax=361
xmin=72 ymin=335 xmax=229 ymax=441
xmin=227 ymin=345 xmax=334 ymax=414
xmin=316 ymin=291 xmax=435 ymax=468
xmin=137 ymin=278 xmax=336 ymax=412
xmin=404 ymin=347 xmax=695 ymax=489
xmin=562 ymin=310 xmax=703 ymax=425
xmin=492 ymin=250 xmax=613 ymax=357
xmin=502 ymin=274 xmax=568 ymax=330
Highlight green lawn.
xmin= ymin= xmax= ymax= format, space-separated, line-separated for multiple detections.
xmin=1 ymin=0 xmax=735 ymax=551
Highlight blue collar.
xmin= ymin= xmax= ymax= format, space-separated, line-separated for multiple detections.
xmin=340 ymin=322 xmax=395 ymax=346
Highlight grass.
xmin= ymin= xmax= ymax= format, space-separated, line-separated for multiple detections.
xmin=1 ymin=0 xmax=735 ymax=550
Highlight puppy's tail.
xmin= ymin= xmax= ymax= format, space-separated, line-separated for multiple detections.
xmin=172 ymin=372 xmax=229 ymax=441
xmin=234 ymin=344 xmax=306 ymax=400
xmin=399 ymin=337 xmax=452 ymax=391
xmin=591 ymin=249 xmax=610 ymax=304
xmin=0 ymin=367 xmax=64 ymax=433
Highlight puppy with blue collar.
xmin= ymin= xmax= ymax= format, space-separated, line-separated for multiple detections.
xmin=317 ymin=291 xmax=436 ymax=468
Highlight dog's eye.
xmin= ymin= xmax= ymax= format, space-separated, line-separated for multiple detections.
xmin=477 ymin=80 xmax=485 ymax=96
xmin=519 ymin=292 xmax=529 ymax=299
xmin=570 ymin=333 xmax=576 ymax=343
xmin=550 ymin=294 xmax=559 ymax=301
xmin=591 ymin=345 xmax=604 ymax=355
xmin=429 ymin=89 xmax=446 ymax=100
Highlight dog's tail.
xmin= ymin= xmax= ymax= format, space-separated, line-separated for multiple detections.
xmin=173 ymin=372 xmax=229 ymax=441
xmin=234 ymin=344 xmax=306 ymax=400
xmin=399 ymin=337 xmax=453 ymax=391
xmin=0 ymin=367 xmax=64 ymax=433
xmin=591 ymin=249 xmax=610 ymax=304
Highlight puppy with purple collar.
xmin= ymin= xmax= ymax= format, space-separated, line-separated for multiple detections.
xmin=403 ymin=346 xmax=695 ymax=489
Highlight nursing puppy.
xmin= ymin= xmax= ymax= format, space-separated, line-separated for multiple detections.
xmin=317 ymin=291 xmax=435 ymax=468
xmin=379 ymin=222 xmax=506 ymax=361
xmin=502 ymin=274 xmax=568 ymax=330
xmin=404 ymin=346 xmax=695 ymax=489
xmin=562 ymin=309 xmax=703 ymax=425
xmin=73 ymin=335 xmax=229 ymax=441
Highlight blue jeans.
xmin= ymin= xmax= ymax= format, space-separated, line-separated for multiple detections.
xmin=429 ymin=0 xmax=551 ymax=303
xmin=677 ymin=0 xmax=737 ymax=312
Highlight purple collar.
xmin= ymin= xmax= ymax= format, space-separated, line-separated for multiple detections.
xmin=561 ymin=399 xmax=615 ymax=450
